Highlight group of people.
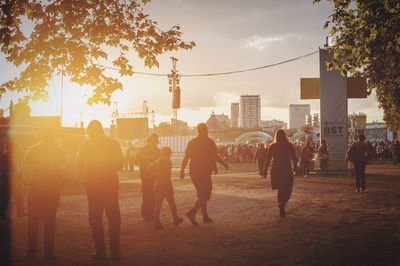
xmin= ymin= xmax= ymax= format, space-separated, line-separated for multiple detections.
xmin=253 ymin=139 xmax=329 ymax=178
xmin=367 ymin=140 xmax=400 ymax=165
xmin=217 ymin=143 xmax=258 ymax=163
xmin=0 ymin=119 xmax=381 ymax=261
xmin=0 ymin=121 xmax=230 ymax=261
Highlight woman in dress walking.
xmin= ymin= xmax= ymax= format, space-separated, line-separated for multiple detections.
xmin=263 ymin=130 xmax=298 ymax=218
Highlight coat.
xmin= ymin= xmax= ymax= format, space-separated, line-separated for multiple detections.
xmin=264 ymin=142 xmax=297 ymax=190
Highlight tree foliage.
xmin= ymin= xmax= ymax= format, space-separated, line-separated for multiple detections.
xmin=0 ymin=0 xmax=195 ymax=105
xmin=314 ymin=0 xmax=400 ymax=130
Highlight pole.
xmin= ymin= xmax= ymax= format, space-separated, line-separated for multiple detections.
xmin=60 ymin=66 xmax=64 ymax=127
xmin=169 ymin=57 xmax=180 ymax=127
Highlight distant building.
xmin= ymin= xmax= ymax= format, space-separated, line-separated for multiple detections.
xmin=240 ymin=95 xmax=261 ymax=128
xmin=230 ymin=103 xmax=239 ymax=128
xmin=289 ymin=104 xmax=310 ymax=129
xmin=260 ymin=119 xmax=287 ymax=132
xmin=365 ymin=121 xmax=394 ymax=142
xmin=206 ymin=113 xmax=226 ymax=132
xmin=214 ymin=113 xmax=231 ymax=129
xmin=348 ymin=112 xmax=367 ymax=141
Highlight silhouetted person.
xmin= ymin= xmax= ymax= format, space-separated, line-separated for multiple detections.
xmin=1 ymin=141 xmax=26 ymax=218
xmin=135 ymin=134 xmax=160 ymax=221
xmin=180 ymin=123 xmax=228 ymax=225
xmin=76 ymin=120 xmax=123 ymax=259
xmin=254 ymin=143 xmax=267 ymax=178
xmin=0 ymin=141 xmax=10 ymax=220
xmin=126 ymin=142 xmax=135 ymax=172
xmin=318 ymin=139 xmax=329 ymax=176
xmin=263 ymin=130 xmax=297 ymax=218
xmin=346 ymin=134 xmax=369 ymax=192
xmin=147 ymin=147 xmax=183 ymax=229
xmin=390 ymin=140 xmax=400 ymax=166
xmin=23 ymin=128 xmax=69 ymax=260
xmin=300 ymin=141 xmax=313 ymax=177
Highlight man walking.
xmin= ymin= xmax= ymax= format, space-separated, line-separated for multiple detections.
xmin=180 ymin=123 xmax=228 ymax=225
xmin=254 ymin=143 xmax=267 ymax=178
xmin=346 ymin=134 xmax=370 ymax=192
xmin=23 ymin=128 xmax=69 ymax=260
xmin=135 ymin=134 xmax=160 ymax=221
xmin=77 ymin=120 xmax=123 ymax=259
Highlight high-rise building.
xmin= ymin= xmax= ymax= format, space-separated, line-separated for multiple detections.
xmin=230 ymin=103 xmax=239 ymax=128
xmin=289 ymin=104 xmax=310 ymax=129
xmin=240 ymin=95 xmax=261 ymax=128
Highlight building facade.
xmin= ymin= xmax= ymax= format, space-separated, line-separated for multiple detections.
xmin=230 ymin=103 xmax=239 ymax=128
xmin=240 ymin=95 xmax=261 ymax=128
xmin=289 ymin=104 xmax=310 ymax=129
xmin=260 ymin=119 xmax=287 ymax=132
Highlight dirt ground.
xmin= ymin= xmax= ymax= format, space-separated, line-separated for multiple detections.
xmin=1 ymin=163 xmax=399 ymax=266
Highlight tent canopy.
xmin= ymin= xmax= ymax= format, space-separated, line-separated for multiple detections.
xmin=236 ymin=131 xmax=272 ymax=144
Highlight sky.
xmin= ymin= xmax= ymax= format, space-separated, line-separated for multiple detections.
xmin=0 ymin=0 xmax=384 ymax=127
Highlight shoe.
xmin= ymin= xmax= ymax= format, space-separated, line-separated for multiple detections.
xmin=355 ymin=188 xmax=361 ymax=192
xmin=362 ymin=188 xmax=368 ymax=192
xmin=154 ymin=220 xmax=163 ymax=229
xmin=92 ymin=249 xmax=106 ymax=259
xmin=173 ymin=217 xmax=184 ymax=226
xmin=186 ymin=211 xmax=198 ymax=226
xmin=203 ymin=216 xmax=213 ymax=223
xmin=279 ymin=205 xmax=286 ymax=218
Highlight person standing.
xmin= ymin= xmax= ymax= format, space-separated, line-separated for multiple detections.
xmin=376 ymin=142 xmax=384 ymax=163
xmin=390 ymin=140 xmax=400 ymax=166
xmin=76 ymin=120 xmax=123 ymax=259
xmin=254 ymin=143 xmax=267 ymax=178
xmin=135 ymin=134 xmax=160 ymax=221
xmin=23 ymin=128 xmax=69 ymax=260
xmin=346 ymin=134 xmax=369 ymax=192
xmin=263 ymin=130 xmax=297 ymax=218
xmin=0 ymin=141 xmax=11 ymax=220
xmin=180 ymin=123 xmax=228 ymax=225
xmin=126 ymin=142 xmax=136 ymax=172
xmin=300 ymin=141 xmax=313 ymax=177
xmin=147 ymin=147 xmax=183 ymax=229
xmin=318 ymin=139 xmax=329 ymax=176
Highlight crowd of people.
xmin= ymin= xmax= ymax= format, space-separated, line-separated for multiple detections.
xmin=1 ymin=121 xmax=399 ymax=261
xmin=0 ymin=122 xmax=228 ymax=261
xmin=217 ymin=143 xmax=258 ymax=163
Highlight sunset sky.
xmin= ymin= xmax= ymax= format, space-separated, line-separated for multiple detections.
xmin=0 ymin=0 xmax=383 ymax=127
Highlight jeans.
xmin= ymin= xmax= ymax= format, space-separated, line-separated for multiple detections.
xmin=87 ymin=185 xmax=121 ymax=251
xmin=354 ymin=161 xmax=366 ymax=189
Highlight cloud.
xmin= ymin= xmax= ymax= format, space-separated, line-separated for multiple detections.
xmin=213 ymin=91 xmax=240 ymax=106
xmin=244 ymin=35 xmax=284 ymax=51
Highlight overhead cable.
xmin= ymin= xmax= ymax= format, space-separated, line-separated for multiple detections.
xmin=95 ymin=50 xmax=319 ymax=78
